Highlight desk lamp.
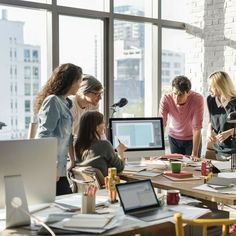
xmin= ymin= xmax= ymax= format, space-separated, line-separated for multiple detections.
xmin=227 ymin=111 xmax=236 ymax=171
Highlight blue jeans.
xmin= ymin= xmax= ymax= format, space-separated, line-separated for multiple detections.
xmin=168 ymin=135 xmax=201 ymax=157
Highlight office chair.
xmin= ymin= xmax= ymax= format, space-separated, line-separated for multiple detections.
xmin=175 ymin=213 xmax=236 ymax=236
xmin=71 ymin=166 xmax=105 ymax=193
xmin=27 ymin=122 xmax=37 ymax=139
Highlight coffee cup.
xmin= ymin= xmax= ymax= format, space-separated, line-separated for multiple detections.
xmin=167 ymin=190 xmax=180 ymax=205
xmin=171 ymin=161 xmax=182 ymax=173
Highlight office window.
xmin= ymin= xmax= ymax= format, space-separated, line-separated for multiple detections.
xmin=0 ymin=5 xmax=48 ymax=140
xmin=59 ymin=15 xmax=104 ymax=113
xmin=162 ymin=29 xmax=187 ymax=96
xmin=114 ymin=0 xmax=154 ymax=18
xmin=22 ymin=0 xmax=50 ymax=3
xmin=114 ymin=19 xmax=155 ymax=117
xmin=58 ymin=0 xmax=108 ymax=11
xmin=162 ymin=0 xmax=190 ymax=22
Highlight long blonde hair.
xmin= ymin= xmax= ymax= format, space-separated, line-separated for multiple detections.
xmin=208 ymin=71 xmax=236 ymax=102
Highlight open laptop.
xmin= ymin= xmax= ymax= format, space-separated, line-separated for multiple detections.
xmin=116 ymin=179 xmax=173 ymax=222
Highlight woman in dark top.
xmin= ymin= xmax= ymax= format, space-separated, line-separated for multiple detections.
xmin=207 ymin=71 xmax=236 ymax=158
xmin=75 ymin=111 xmax=126 ymax=177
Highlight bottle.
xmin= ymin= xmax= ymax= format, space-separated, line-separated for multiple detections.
xmin=201 ymin=161 xmax=207 ymax=176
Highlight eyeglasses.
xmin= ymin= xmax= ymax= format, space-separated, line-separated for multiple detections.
xmin=90 ymin=91 xmax=103 ymax=97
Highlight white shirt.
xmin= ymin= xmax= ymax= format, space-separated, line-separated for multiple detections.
xmin=69 ymin=95 xmax=98 ymax=141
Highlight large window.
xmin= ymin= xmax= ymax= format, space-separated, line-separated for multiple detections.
xmin=162 ymin=29 xmax=189 ymax=96
xmin=0 ymin=0 xmax=187 ymax=142
xmin=0 ymin=5 xmax=48 ymax=139
xmin=114 ymin=19 xmax=156 ymax=117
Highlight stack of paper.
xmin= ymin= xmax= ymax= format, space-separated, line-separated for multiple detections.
xmin=51 ymin=214 xmax=119 ymax=233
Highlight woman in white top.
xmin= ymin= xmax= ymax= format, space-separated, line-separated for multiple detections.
xmin=69 ymin=75 xmax=103 ymax=142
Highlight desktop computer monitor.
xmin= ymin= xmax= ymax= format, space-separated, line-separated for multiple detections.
xmin=109 ymin=117 xmax=165 ymax=161
xmin=0 ymin=138 xmax=57 ymax=227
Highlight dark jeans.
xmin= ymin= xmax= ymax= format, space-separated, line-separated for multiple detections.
xmin=168 ymin=135 xmax=202 ymax=157
xmin=56 ymin=176 xmax=72 ymax=196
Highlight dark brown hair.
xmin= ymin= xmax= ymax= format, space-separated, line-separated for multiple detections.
xmin=75 ymin=111 xmax=104 ymax=160
xmin=172 ymin=75 xmax=191 ymax=93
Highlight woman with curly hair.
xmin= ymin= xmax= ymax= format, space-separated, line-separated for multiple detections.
xmin=35 ymin=63 xmax=83 ymax=195
xmin=207 ymin=71 xmax=236 ymax=159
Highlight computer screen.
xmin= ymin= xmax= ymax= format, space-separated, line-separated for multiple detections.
xmin=0 ymin=138 xmax=57 ymax=209
xmin=109 ymin=117 xmax=165 ymax=161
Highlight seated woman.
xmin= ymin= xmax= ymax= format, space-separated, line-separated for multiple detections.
xmin=74 ymin=111 xmax=126 ymax=177
xmin=207 ymin=71 xmax=236 ymax=160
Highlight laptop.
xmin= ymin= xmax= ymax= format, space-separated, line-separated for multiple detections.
xmin=116 ymin=179 xmax=173 ymax=222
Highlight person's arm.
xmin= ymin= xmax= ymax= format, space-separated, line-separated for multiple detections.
xmin=216 ymin=128 xmax=234 ymax=143
xmin=159 ymin=95 xmax=169 ymax=128
xmin=191 ymin=94 xmax=204 ymax=158
xmin=191 ymin=128 xmax=201 ymax=157
xmin=207 ymin=123 xmax=217 ymax=144
xmin=67 ymin=135 xmax=75 ymax=171
xmin=37 ymin=96 xmax=60 ymax=138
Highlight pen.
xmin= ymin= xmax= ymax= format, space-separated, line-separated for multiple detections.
xmin=117 ymin=138 xmax=121 ymax=144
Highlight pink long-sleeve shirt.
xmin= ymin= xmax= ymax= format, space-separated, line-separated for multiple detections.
xmin=159 ymin=91 xmax=204 ymax=140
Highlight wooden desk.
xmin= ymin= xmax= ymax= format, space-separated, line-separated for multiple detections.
xmin=120 ymin=166 xmax=236 ymax=207
xmin=0 ymin=191 xmax=176 ymax=236
xmin=1 ymin=221 xmax=175 ymax=236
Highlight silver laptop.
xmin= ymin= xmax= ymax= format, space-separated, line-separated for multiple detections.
xmin=116 ymin=179 xmax=173 ymax=222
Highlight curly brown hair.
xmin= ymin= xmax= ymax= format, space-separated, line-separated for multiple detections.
xmin=34 ymin=63 xmax=82 ymax=113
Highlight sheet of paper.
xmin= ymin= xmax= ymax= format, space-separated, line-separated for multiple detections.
xmin=194 ymin=184 xmax=236 ymax=194
xmin=218 ymin=172 xmax=236 ymax=179
xmin=50 ymin=214 xmax=122 ymax=233
xmin=55 ymin=194 xmax=107 ymax=209
xmin=134 ymin=171 xmax=162 ymax=177
xmin=211 ymin=160 xmax=231 ymax=171
xmin=169 ymin=205 xmax=211 ymax=219
xmin=124 ymin=165 xmax=147 ymax=172
xmin=63 ymin=214 xmax=114 ymax=228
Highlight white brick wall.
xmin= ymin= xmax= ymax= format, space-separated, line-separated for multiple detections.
xmin=186 ymin=0 xmax=236 ymax=153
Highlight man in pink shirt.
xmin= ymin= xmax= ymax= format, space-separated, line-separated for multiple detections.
xmin=159 ymin=76 xmax=204 ymax=158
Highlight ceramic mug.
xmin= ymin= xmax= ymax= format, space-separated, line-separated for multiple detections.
xmin=166 ymin=190 xmax=180 ymax=205
xmin=171 ymin=161 xmax=182 ymax=173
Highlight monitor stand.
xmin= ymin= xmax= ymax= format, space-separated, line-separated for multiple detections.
xmin=4 ymin=175 xmax=30 ymax=228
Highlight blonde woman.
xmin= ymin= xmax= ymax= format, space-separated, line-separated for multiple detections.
xmin=207 ymin=71 xmax=236 ymax=158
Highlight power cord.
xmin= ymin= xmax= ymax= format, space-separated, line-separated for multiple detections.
xmin=9 ymin=197 xmax=56 ymax=236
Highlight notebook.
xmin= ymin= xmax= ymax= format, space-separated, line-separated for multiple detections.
xmin=116 ymin=179 xmax=173 ymax=222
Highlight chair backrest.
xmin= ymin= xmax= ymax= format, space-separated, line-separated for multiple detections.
xmin=71 ymin=166 xmax=105 ymax=191
xmin=175 ymin=213 xmax=236 ymax=236
xmin=27 ymin=122 xmax=38 ymax=139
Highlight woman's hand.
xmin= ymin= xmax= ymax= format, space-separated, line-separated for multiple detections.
xmin=116 ymin=142 xmax=127 ymax=159
xmin=216 ymin=129 xmax=233 ymax=143
xmin=207 ymin=134 xmax=217 ymax=144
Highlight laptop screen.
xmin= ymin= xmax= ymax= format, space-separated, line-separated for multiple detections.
xmin=116 ymin=179 xmax=160 ymax=213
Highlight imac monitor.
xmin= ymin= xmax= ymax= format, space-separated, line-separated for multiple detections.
xmin=0 ymin=138 xmax=57 ymax=210
xmin=109 ymin=117 xmax=165 ymax=161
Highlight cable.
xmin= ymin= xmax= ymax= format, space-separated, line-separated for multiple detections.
xmin=10 ymin=197 xmax=56 ymax=236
